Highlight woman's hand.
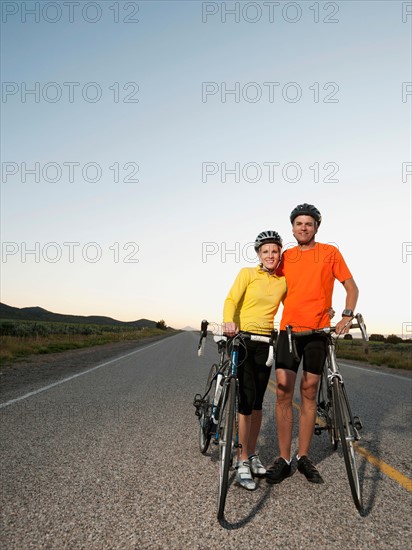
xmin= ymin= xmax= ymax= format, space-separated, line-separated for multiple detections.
xmin=222 ymin=322 xmax=238 ymax=337
xmin=327 ymin=307 xmax=335 ymax=319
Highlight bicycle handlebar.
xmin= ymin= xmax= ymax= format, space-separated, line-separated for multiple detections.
xmin=197 ymin=319 xmax=209 ymax=357
xmin=197 ymin=321 xmax=277 ymax=367
xmin=286 ymin=313 xmax=368 ymax=354
xmin=213 ymin=332 xmax=276 ymax=367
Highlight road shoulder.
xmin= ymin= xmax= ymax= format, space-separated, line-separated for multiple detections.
xmin=0 ymin=333 xmax=177 ymax=404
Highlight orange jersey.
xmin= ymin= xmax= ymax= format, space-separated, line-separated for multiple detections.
xmin=277 ymin=243 xmax=352 ymax=331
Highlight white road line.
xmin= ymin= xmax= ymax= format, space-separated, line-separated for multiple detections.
xmin=341 ymin=361 xmax=412 ymax=381
xmin=0 ymin=340 xmax=165 ymax=409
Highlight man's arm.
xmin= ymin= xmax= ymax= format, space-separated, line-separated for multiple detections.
xmin=335 ymin=278 xmax=359 ymax=335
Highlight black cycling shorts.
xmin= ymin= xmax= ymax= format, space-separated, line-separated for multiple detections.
xmin=234 ymin=339 xmax=272 ymax=416
xmin=275 ymin=330 xmax=327 ymax=376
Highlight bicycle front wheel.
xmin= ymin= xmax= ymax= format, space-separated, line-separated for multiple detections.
xmin=217 ymin=376 xmax=236 ymax=520
xmin=199 ymin=364 xmax=218 ymax=454
xmin=332 ymin=378 xmax=363 ymax=511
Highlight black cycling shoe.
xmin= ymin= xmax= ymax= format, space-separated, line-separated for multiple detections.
xmin=297 ymin=456 xmax=324 ymax=484
xmin=265 ymin=457 xmax=292 ymax=484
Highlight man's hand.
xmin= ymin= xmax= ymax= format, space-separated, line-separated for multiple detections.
xmin=222 ymin=322 xmax=238 ymax=337
xmin=335 ymin=317 xmax=352 ymax=335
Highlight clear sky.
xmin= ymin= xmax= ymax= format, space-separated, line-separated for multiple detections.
xmin=1 ymin=0 xmax=411 ymax=336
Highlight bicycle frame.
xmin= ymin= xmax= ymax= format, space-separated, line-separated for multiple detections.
xmin=195 ymin=322 xmax=276 ymax=520
xmin=217 ymin=335 xmax=241 ymax=447
xmin=287 ymin=314 xmax=367 ymax=511
xmin=210 ymin=341 xmax=231 ymax=441
xmin=216 ymin=331 xmax=275 ymax=520
xmin=322 ymin=337 xmax=362 ymax=443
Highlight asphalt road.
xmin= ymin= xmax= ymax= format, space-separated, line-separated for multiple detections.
xmin=1 ymin=331 xmax=411 ymax=549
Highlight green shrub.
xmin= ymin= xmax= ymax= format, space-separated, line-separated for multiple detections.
xmin=370 ymin=334 xmax=385 ymax=342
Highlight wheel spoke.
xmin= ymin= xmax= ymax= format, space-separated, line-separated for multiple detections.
xmin=217 ymin=377 xmax=236 ymax=520
xmin=199 ymin=364 xmax=218 ymax=454
xmin=316 ymin=362 xmax=338 ymax=450
xmin=333 ymin=379 xmax=363 ymax=511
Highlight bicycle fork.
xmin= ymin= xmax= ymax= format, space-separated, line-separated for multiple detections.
xmin=214 ymin=376 xmax=241 ymax=455
xmin=210 ymin=373 xmax=224 ymax=441
xmin=329 ymin=344 xmax=363 ymax=435
xmin=315 ymin=350 xmax=362 ymax=440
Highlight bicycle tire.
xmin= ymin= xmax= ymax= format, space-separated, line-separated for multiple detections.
xmin=199 ymin=364 xmax=218 ymax=454
xmin=317 ymin=363 xmax=338 ymax=450
xmin=217 ymin=376 xmax=236 ymax=520
xmin=332 ymin=378 xmax=363 ymax=510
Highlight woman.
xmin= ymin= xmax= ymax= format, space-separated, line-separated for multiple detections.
xmin=222 ymin=230 xmax=286 ymax=490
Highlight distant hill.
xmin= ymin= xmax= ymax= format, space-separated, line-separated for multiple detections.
xmin=181 ymin=326 xmax=197 ymax=331
xmin=0 ymin=303 xmax=158 ymax=329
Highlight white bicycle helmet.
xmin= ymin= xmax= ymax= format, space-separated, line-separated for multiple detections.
xmin=254 ymin=230 xmax=283 ymax=252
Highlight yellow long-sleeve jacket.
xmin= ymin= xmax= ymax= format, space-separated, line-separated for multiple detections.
xmin=223 ymin=266 xmax=286 ymax=335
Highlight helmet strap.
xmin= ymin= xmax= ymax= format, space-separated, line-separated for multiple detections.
xmin=259 ymin=263 xmax=275 ymax=274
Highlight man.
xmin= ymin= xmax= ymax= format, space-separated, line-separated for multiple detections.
xmin=266 ymin=203 xmax=359 ymax=484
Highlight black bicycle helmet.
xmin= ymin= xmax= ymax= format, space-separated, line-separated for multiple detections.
xmin=290 ymin=203 xmax=322 ymax=225
xmin=254 ymin=230 xmax=283 ymax=252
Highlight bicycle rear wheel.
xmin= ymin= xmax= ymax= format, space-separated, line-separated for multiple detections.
xmin=332 ymin=378 xmax=363 ymax=511
xmin=317 ymin=363 xmax=338 ymax=450
xmin=199 ymin=364 xmax=218 ymax=454
xmin=217 ymin=376 xmax=236 ymax=520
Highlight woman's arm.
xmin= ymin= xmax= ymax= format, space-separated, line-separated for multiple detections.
xmin=222 ymin=269 xmax=250 ymax=336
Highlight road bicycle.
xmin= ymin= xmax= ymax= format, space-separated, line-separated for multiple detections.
xmin=193 ymin=320 xmax=277 ymax=520
xmin=286 ymin=313 xmax=368 ymax=511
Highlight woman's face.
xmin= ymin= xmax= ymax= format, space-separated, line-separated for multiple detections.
xmin=258 ymin=243 xmax=281 ymax=270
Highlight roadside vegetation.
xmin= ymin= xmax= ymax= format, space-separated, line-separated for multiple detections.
xmin=336 ymin=335 xmax=411 ymax=370
xmin=0 ymin=319 xmax=176 ymax=366
xmin=1 ymin=320 xmax=410 ymax=371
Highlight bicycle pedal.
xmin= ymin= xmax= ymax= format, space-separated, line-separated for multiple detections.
xmin=353 ymin=416 xmax=363 ymax=430
xmin=193 ymin=393 xmax=202 ymax=407
xmin=193 ymin=395 xmax=205 ymax=417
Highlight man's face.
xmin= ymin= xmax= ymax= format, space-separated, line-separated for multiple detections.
xmin=292 ymin=215 xmax=318 ymax=245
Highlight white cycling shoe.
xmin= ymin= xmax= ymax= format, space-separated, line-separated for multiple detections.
xmin=236 ymin=460 xmax=257 ymax=491
xmin=249 ymin=454 xmax=266 ymax=477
